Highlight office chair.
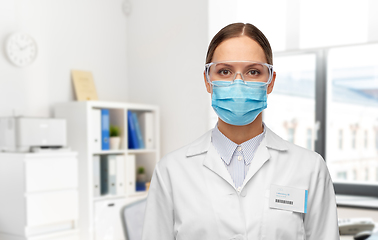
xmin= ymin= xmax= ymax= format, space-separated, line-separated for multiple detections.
xmin=121 ymin=197 xmax=147 ymax=240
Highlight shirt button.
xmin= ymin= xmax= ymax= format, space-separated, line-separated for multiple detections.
xmin=237 ymin=146 xmax=242 ymax=151
xmin=238 ymin=156 xmax=243 ymax=161
xmin=237 ymin=187 xmax=241 ymax=192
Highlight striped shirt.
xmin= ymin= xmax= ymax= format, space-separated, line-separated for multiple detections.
xmin=211 ymin=124 xmax=266 ymax=189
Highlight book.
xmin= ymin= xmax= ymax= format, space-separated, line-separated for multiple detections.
xmin=93 ymin=155 xmax=101 ymax=197
xmin=132 ymin=112 xmax=145 ymax=149
xmin=92 ymin=109 xmax=102 ymax=152
xmin=127 ymin=110 xmax=139 ymax=149
xmin=101 ymin=109 xmax=110 ymax=150
xmin=116 ymin=155 xmax=125 ymax=195
xmin=71 ymin=70 xmax=98 ymax=101
xmin=139 ymin=112 xmax=154 ymax=149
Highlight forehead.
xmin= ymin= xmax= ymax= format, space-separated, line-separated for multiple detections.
xmin=212 ymin=36 xmax=267 ymax=63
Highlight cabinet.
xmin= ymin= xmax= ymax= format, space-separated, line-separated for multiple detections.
xmin=0 ymin=152 xmax=79 ymax=240
xmin=54 ymin=101 xmax=159 ymax=240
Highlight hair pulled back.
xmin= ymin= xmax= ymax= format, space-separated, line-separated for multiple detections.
xmin=205 ymin=23 xmax=273 ymax=65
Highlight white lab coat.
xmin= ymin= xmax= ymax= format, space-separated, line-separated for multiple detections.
xmin=142 ymin=127 xmax=339 ymax=240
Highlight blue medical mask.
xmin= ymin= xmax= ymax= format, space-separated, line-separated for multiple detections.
xmin=211 ymin=79 xmax=267 ymax=126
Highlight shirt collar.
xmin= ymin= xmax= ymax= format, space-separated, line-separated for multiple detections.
xmin=211 ymin=123 xmax=266 ymax=165
xmin=185 ymin=124 xmax=288 ymax=158
xmin=211 ymin=125 xmax=238 ymax=165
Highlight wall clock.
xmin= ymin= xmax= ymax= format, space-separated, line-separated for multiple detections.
xmin=5 ymin=32 xmax=38 ymax=67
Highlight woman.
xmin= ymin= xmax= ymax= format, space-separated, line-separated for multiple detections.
xmin=142 ymin=23 xmax=339 ymax=240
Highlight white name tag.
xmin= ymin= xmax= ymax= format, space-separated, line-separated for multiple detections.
xmin=269 ymin=184 xmax=308 ymax=213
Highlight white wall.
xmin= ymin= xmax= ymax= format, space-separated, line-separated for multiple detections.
xmin=0 ymin=0 xmax=128 ymax=117
xmin=126 ymin=0 xmax=210 ymax=157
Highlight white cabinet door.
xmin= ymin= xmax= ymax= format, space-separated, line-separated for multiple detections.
xmin=25 ymin=156 xmax=78 ymax=192
xmin=94 ymin=198 xmax=126 ymax=240
xmin=26 ymin=190 xmax=78 ymax=227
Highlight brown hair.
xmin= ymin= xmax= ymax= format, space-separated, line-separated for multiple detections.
xmin=205 ymin=23 xmax=273 ymax=65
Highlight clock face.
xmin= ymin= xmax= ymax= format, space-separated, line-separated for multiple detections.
xmin=6 ymin=32 xmax=38 ymax=67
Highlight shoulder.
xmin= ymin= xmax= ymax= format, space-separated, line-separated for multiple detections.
xmin=266 ymin=127 xmax=329 ymax=179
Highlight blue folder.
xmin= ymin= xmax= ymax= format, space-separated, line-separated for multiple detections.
xmin=101 ymin=109 xmax=110 ymax=150
xmin=128 ymin=110 xmax=139 ymax=149
xmin=132 ymin=112 xmax=145 ymax=149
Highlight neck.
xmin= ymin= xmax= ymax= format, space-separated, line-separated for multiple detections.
xmin=217 ymin=114 xmax=264 ymax=145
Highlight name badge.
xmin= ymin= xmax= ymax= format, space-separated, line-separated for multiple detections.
xmin=269 ymin=184 xmax=308 ymax=213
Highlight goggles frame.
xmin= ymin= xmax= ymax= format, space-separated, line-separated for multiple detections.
xmin=205 ymin=60 xmax=274 ymax=87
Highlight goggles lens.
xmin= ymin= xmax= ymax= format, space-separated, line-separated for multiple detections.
xmin=206 ymin=61 xmax=273 ymax=86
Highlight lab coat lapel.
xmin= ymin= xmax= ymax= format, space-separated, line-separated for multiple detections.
xmin=186 ymin=129 xmax=235 ymax=187
xmin=242 ymin=136 xmax=270 ymax=188
xmin=203 ymin=143 xmax=235 ymax=188
xmin=241 ymin=126 xmax=288 ymax=187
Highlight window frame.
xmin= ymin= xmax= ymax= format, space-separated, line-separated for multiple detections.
xmin=273 ymin=42 xmax=378 ymax=198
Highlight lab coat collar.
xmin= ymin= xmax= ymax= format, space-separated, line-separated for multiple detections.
xmin=186 ymin=126 xmax=289 ymax=189
xmin=185 ymin=125 xmax=288 ymax=158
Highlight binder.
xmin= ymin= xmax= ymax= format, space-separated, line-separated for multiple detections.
xmin=127 ymin=111 xmax=139 ymax=149
xmin=100 ymin=155 xmax=108 ymax=195
xmin=132 ymin=112 xmax=145 ymax=149
xmin=108 ymin=155 xmax=117 ymax=195
xmin=92 ymin=109 xmax=102 ymax=152
xmin=93 ymin=155 xmax=101 ymax=197
xmin=126 ymin=154 xmax=136 ymax=196
xmin=139 ymin=112 xmax=154 ymax=149
xmin=101 ymin=109 xmax=110 ymax=150
xmin=116 ymin=155 xmax=125 ymax=195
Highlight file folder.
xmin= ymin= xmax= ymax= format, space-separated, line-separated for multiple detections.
xmin=127 ymin=111 xmax=139 ymax=149
xmin=116 ymin=155 xmax=125 ymax=195
xmin=93 ymin=155 xmax=101 ymax=197
xmin=92 ymin=109 xmax=102 ymax=152
xmin=139 ymin=112 xmax=154 ymax=149
xmin=101 ymin=109 xmax=110 ymax=150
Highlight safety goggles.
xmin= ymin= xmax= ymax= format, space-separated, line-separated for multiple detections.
xmin=205 ymin=61 xmax=274 ymax=87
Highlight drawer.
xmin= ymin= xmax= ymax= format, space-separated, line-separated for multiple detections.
xmin=26 ymin=190 xmax=78 ymax=227
xmin=25 ymin=156 xmax=78 ymax=192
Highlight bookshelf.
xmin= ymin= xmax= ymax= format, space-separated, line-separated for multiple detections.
xmin=54 ymin=101 xmax=159 ymax=240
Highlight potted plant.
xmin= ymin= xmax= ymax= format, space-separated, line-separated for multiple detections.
xmin=109 ymin=125 xmax=121 ymax=150
xmin=136 ymin=166 xmax=146 ymax=191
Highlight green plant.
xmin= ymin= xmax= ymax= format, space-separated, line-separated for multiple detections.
xmin=110 ymin=125 xmax=120 ymax=137
xmin=137 ymin=166 xmax=145 ymax=175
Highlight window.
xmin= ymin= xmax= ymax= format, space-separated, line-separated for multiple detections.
xmin=337 ymin=172 xmax=347 ymax=180
xmin=287 ymin=128 xmax=295 ymax=144
xmin=353 ymin=169 xmax=357 ymax=181
xmin=365 ymin=168 xmax=370 ymax=181
xmin=263 ymin=54 xmax=316 ymax=150
xmin=338 ymin=129 xmax=343 ymax=150
xmin=364 ymin=130 xmax=368 ymax=149
xmin=351 ymin=129 xmax=357 ymax=150
xmin=327 ymin=44 xmax=378 ymax=184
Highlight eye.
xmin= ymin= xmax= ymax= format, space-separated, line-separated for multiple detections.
xmin=247 ymin=69 xmax=260 ymax=76
xmin=218 ymin=69 xmax=232 ymax=76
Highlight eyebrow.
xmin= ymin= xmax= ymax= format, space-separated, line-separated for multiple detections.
xmin=215 ymin=63 xmax=263 ymax=69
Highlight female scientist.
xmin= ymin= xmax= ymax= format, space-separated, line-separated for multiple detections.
xmin=142 ymin=23 xmax=339 ymax=240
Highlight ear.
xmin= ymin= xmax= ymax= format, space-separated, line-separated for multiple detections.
xmin=267 ymin=71 xmax=276 ymax=94
xmin=204 ymin=71 xmax=212 ymax=93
